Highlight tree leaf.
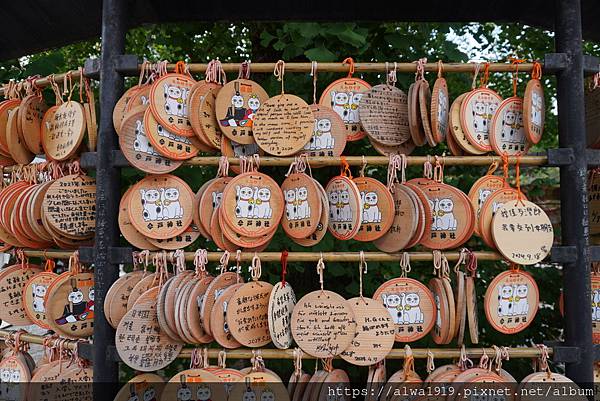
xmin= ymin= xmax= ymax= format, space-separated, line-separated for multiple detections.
xmin=304 ymin=46 xmax=337 ymax=62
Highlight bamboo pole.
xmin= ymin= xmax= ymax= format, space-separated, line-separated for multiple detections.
xmin=0 ymin=329 xmax=82 ymax=350
xmin=161 ymin=62 xmax=537 ymax=74
xmin=177 ymin=347 xmax=551 ymax=360
xmin=0 ymin=69 xmax=83 ymax=96
xmin=21 ymin=249 xmax=76 ymax=259
xmin=183 ymin=155 xmax=548 ymax=167
xmin=136 ymin=251 xmax=503 ymax=263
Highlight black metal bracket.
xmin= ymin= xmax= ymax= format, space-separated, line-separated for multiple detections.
xmin=110 ymin=246 xmax=134 ymax=264
xmin=543 ymin=341 xmax=581 ymax=363
xmin=84 ymin=55 xmax=140 ymax=78
xmin=79 ymin=246 xmax=95 ymax=264
xmin=544 ymin=53 xmax=568 ymax=74
xmin=550 ymin=246 xmax=578 ymax=263
xmin=590 ymin=246 xmax=600 ymax=262
xmin=78 ymin=342 xmax=95 ymax=362
xmin=586 ymin=149 xmax=600 ymax=166
xmin=584 ymin=55 xmax=600 ymax=76
xmin=84 ymin=58 xmax=101 ymax=80
xmin=546 ymin=148 xmax=575 ymax=167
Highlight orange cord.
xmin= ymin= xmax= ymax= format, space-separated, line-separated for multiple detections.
xmin=174 ymin=60 xmax=186 ymax=75
xmin=340 ymin=156 xmax=353 ymax=178
xmin=501 ymin=153 xmax=509 ymax=186
xmin=531 ymin=61 xmax=542 ymax=80
xmin=342 ymin=57 xmax=355 ymax=78
xmin=479 ymin=62 xmax=490 ymax=87
xmin=509 ymin=57 xmax=526 ymax=97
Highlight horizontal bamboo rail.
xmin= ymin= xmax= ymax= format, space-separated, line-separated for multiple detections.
xmin=160 ymin=62 xmax=537 ymax=74
xmin=134 ymin=251 xmax=503 ymax=263
xmin=183 ymin=155 xmax=548 ymax=167
xmin=178 ymin=347 xmax=551 ymax=360
xmin=21 ymin=249 xmax=76 ymax=259
xmin=0 ymin=329 xmax=83 ymax=350
xmin=0 ymin=69 xmax=83 ymax=96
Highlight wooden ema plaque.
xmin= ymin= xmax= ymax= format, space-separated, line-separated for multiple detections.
xmin=22 ymin=271 xmax=58 ymax=329
xmin=200 ymin=272 xmax=241 ymax=337
xmin=125 ymin=84 xmax=152 ymax=113
xmin=215 ymin=78 xmax=269 ymax=145
xmin=454 ymin=270 xmax=466 ymax=343
xmin=353 ymin=177 xmax=395 ymax=242
xmin=0 ymin=100 xmax=20 ymax=157
xmin=227 ymin=280 xmax=274 ymax=348
xmin=189 ymin=84 xmax=222 ymax=150
xmin=113 ymin=374 xmax=165 ymax=401
xmin=291 ymin=290 xmax=356 ymax=358
xmin=479 ymin=188 xmax=527 ymax=248
xmin=253 ymin=94 xmax=313 ymax=156
xmin=371 ymin=136 xmax=416 ymax=157
xmin=0 ymin=353 xmax=31 ymax=401
xmin=19 ymin=94 xmax=48 ymax=154
xmin=220 ymin=172 xmax=284 ymax=238
xmin=465 ymin=275 xmax=479 ymax=344
xmin=325 ymin=176 xmax=362 ymax=240
xmin=198 ymin=177 xmax=232 ymax=237
xmin=450 ymin=94 xmax=485 ymax=155
xmin=318 ymin=370 xmax=351 ymax=401
xmin=319 ymin=78 xmax=372 ymax=141
xmin=429 ymin=277 xmax=453 ymax=345
xmin=492 ymin=199 xmax=553 ymax=265
xmin=148 ymin=223 xmax=200 ymax=250
xmin=594 ymin=274 xmax=600 ymax=344
xmin=46 ymin=271 xmax=94 ymax=338
xmin=120 ymin=106 xmax=182 ymax=174
xmin=467 ymin=175 xmax=506 ymax=236
xmin=446 ymin=126 xmax=466 ymax=156
xmin=143 ymin=108 xmax=200 ymax=160
xmin=490 ymin=97 xmax=530 ymax=156
xmin=6 ymin=108 xmax=34 ymax=164
xmin=373 ymin=184 xmax=422 ymax=252
xmin=0 ymin=263 xmax=42 ymax=325
xmin=119 ymin=187 xmax=158 ymax=250
xmin=523 ymin=78 xmax=545 ymax=144
xmin=114 ymin=86 xmax=140 ymax=134
xmin=42 ymin=174 xmax=96 ymax=239
xmin=460 ymin=88 xmax=502 ymax=152
xmin=41 ymin=101 xmax=86 ymax=161
xmin=291 ymin=180 xmax=329 ymax=247
xmin=359 ymin=84 xmax=409 ymax=146
xmin=281 ymin=173 xmax=322 ymax=239
xmin=164 ymin=369 xmax=226 ymax=401
xmin=408 ymin=81 xmax=426 ymax=147
xmin=300 ymin=104 xmax=346 ymax=158
xmin=431 ymin=77 xmax=449 ymax=143
xmin=184 ymin=275 xmax=214 ymax=344
xmin=116 ymin=287 xmax=183 ymax=371
xmin=149 ymin=73 xmax=196 ymax=137
xmin=418 ymin=80 xmax=437 ymax=146
xmin=373 ymin=278 xmax=435 ymax=342
xmin=210 ymin=282 xmax=243 ymax=348
xmin=484 ymin=270 xmax=539 ymax=334
xmin=420 ymin=182 xmax=474 ymax=250
xmin=128 ymin=174 xmax=194 ymax=240
xmin=340 ymin=297 xmax=395 ymax=366
xmin=104 ymin=270 xmax=146 ymax=328
xmin=268 ymin=282 xmax=297 ymax=350
xmin=229 ymin=371 xmax=290 ymax=401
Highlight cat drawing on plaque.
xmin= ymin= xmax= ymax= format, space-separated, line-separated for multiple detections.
xmin=133 ymin=119 xmax=160 ymax=156
xmin=235 ymin=185 xmax=272 ymax=220
xmin=497 ymin=284 xmax=530 ymax=317
xmin=285 ymin=187 xmax=311 ymax=221
xmin=430 ymin=198 xmax=458 ymax=231
xmin=305 ymin=117 xmax=335 ymax=151
xmin=55 ymin=278 xmax=93 ymax=325
xmin=163 ymin=83 xmax=190 ymax=118
xmin=32 ymin=284 xmax=48 ymax=313
xmin=140 ymin=187 xmax=183 ymax=221
xmin=360 ymin=191 xmax=382 ymax=224
xmin=381 ymin=292 xmax=424 ymax=325
xmin=219 ymin=83 xmax=261 ymax=128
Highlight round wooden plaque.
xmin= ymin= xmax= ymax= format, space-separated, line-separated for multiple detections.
xmin=46 ymin=271 xmax=94 ymax=338
xmin=22 ymin=271 xmax=58 ymax=329
xmin=0 ymin=354 xmax=30 ymax=401
xmin=408 ymin=81 xmax=426 ymax=147
xmin=359 ymin=84 xmax=409 ymax=146
xmin=200 ymin=272 xmax=241 ymax=337
xmin=120 ymin=106 xmax=182 ymax=174
xmin=149 ymin=73 xmax=196 ymax=137
xmin=291 ymin=179 xmax=329 ymax=247
xmin=220 ymin=172 xmax=284 ymax=238
xmin=419 ymin=182 xmax=474 ymax=250
xmin=454 ymin=270 xmax=467 ymax=343
xmin=7 ymin=108 xmax=34 ymax=164
xmin=184 ymin=275 xmax=214 ymax=344
xmin=492 ymin=199 xmax=553 ymax=265
xmin=340 ymin=297 xmax=395 ymax=366
xmin=164 ymin=369 xmax=226 ymax=401
xmin=125 ymin=84 xmax=151 ymax=113
xmin=0 ymin=100 xmax=20 ymax=157
xmin=446 ymin=124 xmax=466 ymax=156
xmin=478 ymin=187 xmax=527 ymax=248
xmin=227 ymin=280 xmax=274 ymax=348
xmin=268 ymin=282 xmax=297 ymax=349
xmin=484 ymin=270 xmax=539 ymax=334
xmin=373 ymin=277 xmax=435 ymax=342
xmin=42 ymin=101 xmax=86 ymax=161
xmin=325 ymin=175 xmax=362 ymax=240
xmin=467 ymin=174 xmax=506 ymax=237
xmin=371 ymin=136 xmax=416 ymax=157
xmin=116 ymin=287 xmax=183 ymax=371
xmin=253 ymin=94 xmax=313 ymax=156
xmin=429 ymin=278 xmax=452 ymax=345
xmin=189 ymin=84 xmax=223 ymax=150
xmin=523 ymin=78 xmax=545 ymax=144
xmin=300 ymin=104 xmax=346 ymax=158
xmin=319 ymin=77 xmax=372 ymax=141
xmin=113 ymin=374 xmax=165 ymax=401
xmin=128 ymin=174 xmax=194 ymax=240
xmin=317 ymin=369 xmax=351 ymax=401
xmin=119 ymin=186 xmax=159 ymax=250
xmin=418 ymin=80 xmax=437 ymax=146
xmin=197 ymin=177 xmax=231 ymax=237
xmin=460 ymin=88 xmax=502 ymax=152
xmin=210 ymin=282 xmax=243 ymax=349
xmin=144 ymin=108 xmax=200 ymax=160
xmin=281 ymin=173 xmax=322 ymax=239
xmin=114 ymin=86 xmax=140 ymax=135
xmin=490 ymin=97 xmax=530 ymax=156
xmin=353 ymin=176 xmax=395 ymax=242
xmin=104 ymin=270 xmax=146 ymax=329
xmin=431 ymin=77 xmax=449 ymax=143
xmin=230 ymin=371 xmax=290 ymax=401
xmin=291 ymin=290 xmax=356 ymax=358
xmin=42 ymin=174 xmax=96 ymax=239
xmin=215 ymin=79 xmax=269 ymax=145
xmin=465 ymin=276 xmax=479 ymax=344
xmin=19 ymin=95 xmax=48 ymax=155
xmin=0 ymin=263 xmax=42 ymax=325
xmin=592 ymin=274 xmax=600 ymax=344
xmin=450 ymin=94 xmax=486 ymax=155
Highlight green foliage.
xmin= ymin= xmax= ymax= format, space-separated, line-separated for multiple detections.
xmin=1 ymin=21 xmax=568 ymax=382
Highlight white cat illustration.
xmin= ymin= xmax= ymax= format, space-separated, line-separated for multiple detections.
xmin=329 ymin=191 xmax=340 ymax=222
xmin=161 ymin=187 xmax=183 ymax=219
xmin=141 ymin=189 xmax=162 ymax=221
xmin=133 ymin=120 xmax=158 ymax=156
xmin=285 ymin=189 xmax=297 ymax=221
xmin=432 ymin=198 xmax=457 ymax=231
xmin=497 ymin=285 xmax=514 ymax=317
xmin=330 ymin=91 xmax=352 ymax=122
xmin=295 ymin=187 xmax=310 ymax=220
xmin=235 ymin=186 xmax=254 ymax=218
xmin=253 ymin=187 xmax=273 ymax=219
xmin=362 ymin=191 xmax=381 ymax=223
xmin=32 ymin=284 xmax=47 ymax=313
xmin=164 ymin=84 xmax=189 ymax=117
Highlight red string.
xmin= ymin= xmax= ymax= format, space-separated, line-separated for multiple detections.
xmin=342 ymin=58 xmax=355 ymax=78
xmin=280 ymin=250 xmax=288 ymax=287
xmin=515 ymin=155 xmax=524 ymax=203
xmin=501 ymin=153 xmax=509 ymax=187
xmin=531 ymin=61 xmax=542 ymax=80
xmin=340 ymin=156 xmax=353 ymax=179
xmin=174 ymin=61 xmax=186 ymax=75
